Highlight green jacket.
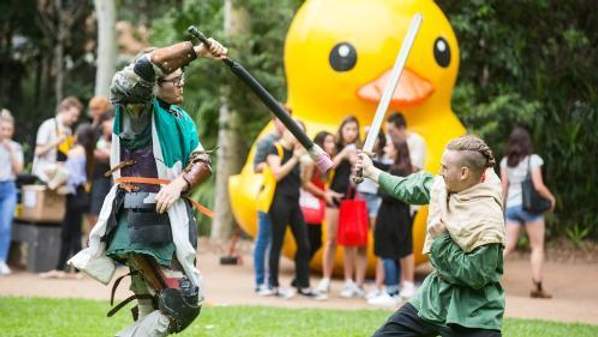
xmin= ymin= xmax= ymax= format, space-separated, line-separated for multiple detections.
xmin=378 ymin=171 xmax=504 ymax=331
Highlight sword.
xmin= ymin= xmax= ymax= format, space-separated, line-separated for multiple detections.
xmin=187 ymin=26 xmax=334 ymax=173
xmin=354 ymin=13 xmax=423 ymax=183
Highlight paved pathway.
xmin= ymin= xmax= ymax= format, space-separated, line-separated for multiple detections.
xmin=1 ymin=240 xmax=597 ymax=325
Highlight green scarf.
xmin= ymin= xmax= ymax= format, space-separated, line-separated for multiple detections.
xmin=113 ymin=98 xmax=201 ymax=168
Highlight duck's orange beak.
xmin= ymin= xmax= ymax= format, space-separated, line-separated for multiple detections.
xmin=357 ymin=68 xmax=434 ymax=109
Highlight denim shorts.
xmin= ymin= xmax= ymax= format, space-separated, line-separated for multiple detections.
xmin=505 ymin=204 xmax=544 ymax=225
xmin=357 ymin=192 xmax=382 ymax=218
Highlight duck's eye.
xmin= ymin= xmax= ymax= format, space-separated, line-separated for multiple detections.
xmin=329 ymin=42 xmax=357 ymax=72
xmin=433 ymin=37 xmax=450 ymax=68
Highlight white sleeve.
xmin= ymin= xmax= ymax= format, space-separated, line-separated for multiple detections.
xmin=13 ymin=143 xmax=24 ymax=165
xmin=530 ymin=154 xmax=544 ymax=169
xmin=500 ymin=157 xmax=507 ymax=169
xmin=36 ymin=120 xmax=52 ymax=145
xmin=408 ymin=133 xmax=427 ymax=170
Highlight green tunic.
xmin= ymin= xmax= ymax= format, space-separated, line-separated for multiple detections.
xmin=106 ymin=98 xmax=199 ymax=267
xmin=378 ymin=171 xmax=505 ymax=331
xmin=106 ymin=209 xmax=176 ymax=267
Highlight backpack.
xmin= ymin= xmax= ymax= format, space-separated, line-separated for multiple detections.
xmin=256 ymin=143 xmax=284 ymax=212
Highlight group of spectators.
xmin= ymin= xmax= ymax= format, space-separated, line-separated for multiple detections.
xmin=251 ymin=109 xmax=555 ymax=302
xmin=0 ymin=96 xmax=113 ymax=278
xmin=0 ymin=97 xmax=555 ymax=300
xmin=250 ymin=110 xmax=426 ymax=303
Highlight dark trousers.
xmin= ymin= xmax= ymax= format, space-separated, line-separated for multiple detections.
xmin=268 ymin=196 xmax=310 ymax=288
xmin=56 ymin=194 xmax=83 ymax=271
xmin=372 ymin=303 xmax=502 ymax=337
xmin=307 ymin=224 xmax=322 ymax=261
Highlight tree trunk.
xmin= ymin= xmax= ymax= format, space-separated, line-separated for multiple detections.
xmin=210 ymin=0 xmax=249 ymax=241
xmin=54 ymin=0 xmax=64 ymax=103
xmin=94 ymin=0 xmax=116 ymax=97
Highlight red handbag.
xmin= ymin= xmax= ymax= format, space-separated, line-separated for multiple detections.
xmin=299 ymin=189 xmax=325 ymax=225
xmin=337 ymin=191 xmax=369 ymax=247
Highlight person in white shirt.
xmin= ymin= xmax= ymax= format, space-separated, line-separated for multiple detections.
xmin=0 ymin=109 xmax=24 ymax=276
xmin=500 ymin=126 xmax=555 ymax=299
xmin=32 ymin=96 xmax=82 ymax=184
xmin=386 ymin=112 xmax=426 ymax=171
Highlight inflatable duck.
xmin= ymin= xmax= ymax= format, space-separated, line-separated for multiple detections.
xmin=229 ymin=0 xmax=465 ymax=270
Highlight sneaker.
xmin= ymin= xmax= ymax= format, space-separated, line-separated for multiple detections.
xmin=367 ymin=292 xmax=399 ymax=307
xmin=316 ymin=278 xmax=331 ymax=294
xmin=399 ymin=282 xmax=417 ymax=300
xmin=353 ymin=284 xmax=366 ymax=298
xmin=297 ymin=287 xmax=327 ymax=300
xmin=256 ymin=284 xmax=276 ymax=296
xmin=0 ymin=261 xmax=11 ymax=276
xmin=340 ymin=280 xmax=356 ymax=298
xmin=366 ymin=288 xmax=383 ymax=300
xmin=274 ymin=287 xmax=296 ymax=299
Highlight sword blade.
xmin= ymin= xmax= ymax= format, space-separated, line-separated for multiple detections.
xmin=362 ymin=13 xmax=423 ymax=153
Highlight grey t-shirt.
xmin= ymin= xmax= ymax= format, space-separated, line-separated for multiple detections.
xmin=500 ymin=154 xmax=544 ymax=208
xmin=0 ymin=140 xmax=24 ymax=181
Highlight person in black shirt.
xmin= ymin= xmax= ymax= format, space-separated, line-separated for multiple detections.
xmin=252 ymin=108 xmax=290 ymax=295
xmin=369 ymin=139 xmax=416 ymax=306
xmin=266 ymin=119 xmax=317 ymax=298
xmin=87 ymin=113 xmax=113 ymax=233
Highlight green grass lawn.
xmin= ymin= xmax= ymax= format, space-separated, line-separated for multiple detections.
xmin=1 ymin=297 xmax=597 ymax=337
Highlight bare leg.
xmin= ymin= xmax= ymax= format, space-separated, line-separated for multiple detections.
xmin=84 ymin=214 xmax=98 ymax=247
xmin=525 ymin=219 xmax=546 ymax=284
xmin=400 ymin=254 xmax=415 ymax=283
xmin=343 ymin=246 xmax=355 ymax=282
xmin=525 ymin=218 xmax=551 ymax=298
xmin=399 ymin=254 xmax=416 ymax=299
xmin=322 ymin=207 xmax=338 ymax=280
xmin=355 ymin=246 xmax=367 ymax=287
xmin=375 ymin=258 xmax=385 ymax=289
xmin=503 ymin=222 xmax=521 ymax=258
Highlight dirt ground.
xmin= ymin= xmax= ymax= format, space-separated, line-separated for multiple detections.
xmin=1 ymin=238 xmax=597 ymax=325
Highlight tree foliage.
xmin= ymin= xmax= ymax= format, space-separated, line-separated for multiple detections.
xmin=438 ymin=0 xmax=598 ymax=238
xmin=151 ymin=0 xmax=301 ymax=151
xmin=150 ymin=0 xmax=302 ymax=232
xmin=2 ymin=0 xmax=596 ymax=240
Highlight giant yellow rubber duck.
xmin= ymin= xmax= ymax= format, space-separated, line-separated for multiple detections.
xmin=229 ymin=0 xmax=465 ymax=271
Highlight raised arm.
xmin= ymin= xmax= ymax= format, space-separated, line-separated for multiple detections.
xmin=110 ymin=40 xmax=227 ymax=105
xmin=267 ymin=151 xmax=300 ymax=182
xmin=356 ymin=151 xmax=433 ymax=205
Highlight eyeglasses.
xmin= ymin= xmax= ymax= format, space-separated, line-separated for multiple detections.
xmin=158 ymin=73 xmax=185 ymax=87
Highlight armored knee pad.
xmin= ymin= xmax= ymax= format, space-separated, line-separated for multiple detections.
xmin=158 ymin=279 xmax=201 ymax=333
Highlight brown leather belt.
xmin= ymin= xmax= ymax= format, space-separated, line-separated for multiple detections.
xmin=114 ymin=176 xmax=214 ymax=218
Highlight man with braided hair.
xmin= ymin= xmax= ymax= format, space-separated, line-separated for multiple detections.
xmin=356 ymin=135 xmax=505 ymax=337
xmin=69 ymin=37 xmax=227 ymax=336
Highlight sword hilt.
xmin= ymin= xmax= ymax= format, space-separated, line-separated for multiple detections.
xmin=352 ymin=169 xmax=365 ymax=184
xmin=187 ymin=25 xmax=234 ymax=67
xmin=187 ymin=26 xmax=211 ymax=47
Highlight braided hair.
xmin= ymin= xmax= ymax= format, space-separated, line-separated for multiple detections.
xmin=446 ymin=135 xmax=496 ymax=175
